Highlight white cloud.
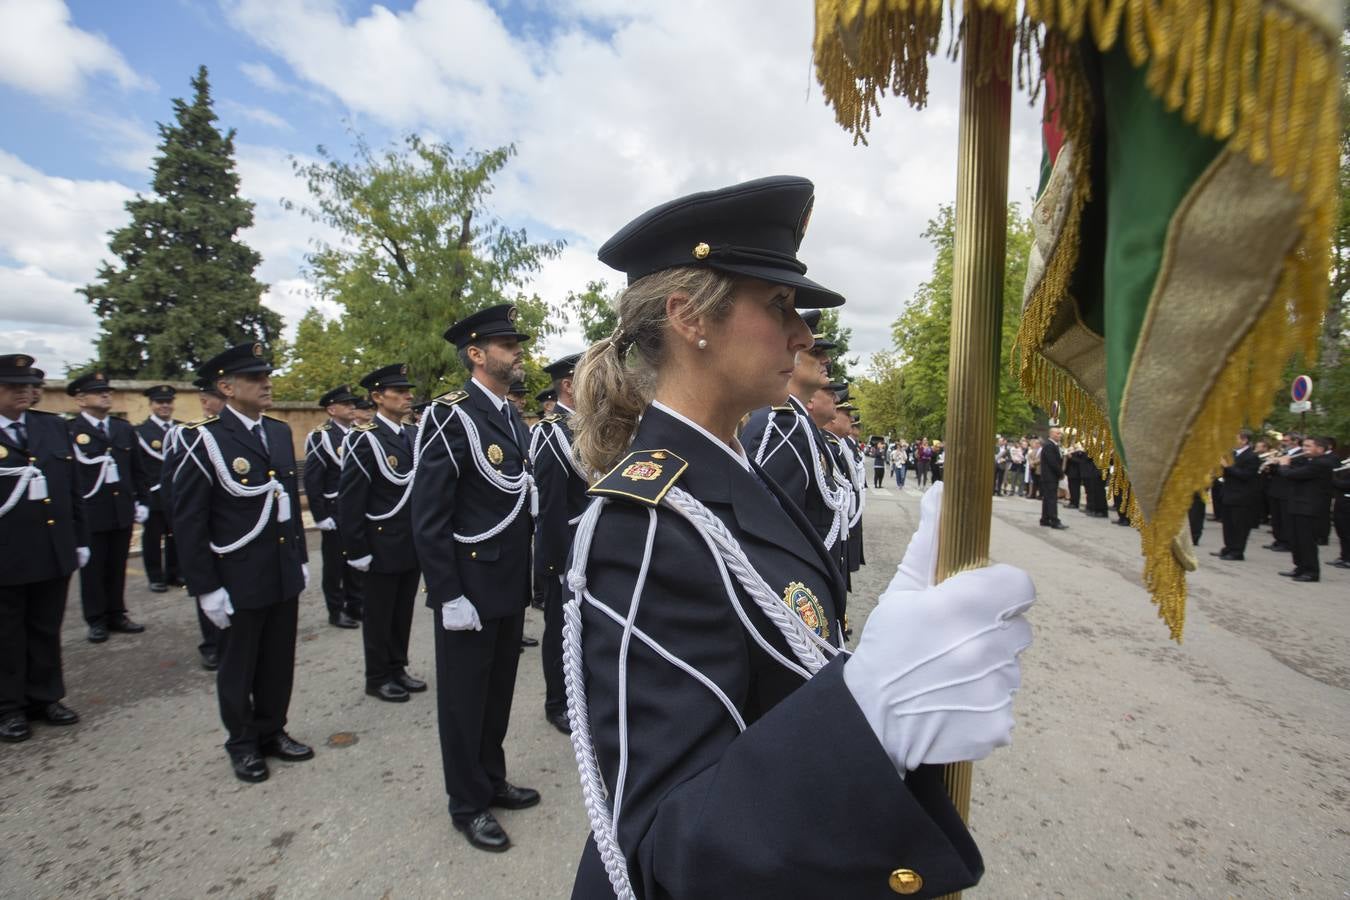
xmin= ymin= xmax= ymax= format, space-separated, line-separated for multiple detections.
xmin=224 ymin=0 xmax=1043 ymax=358
xmin=0 ymin=0 xmax=150 ymax=99
xmin=222 ymin=99 xmax=293 ymax=132
xmin=239 ymin=61 xmax=290 ymax=93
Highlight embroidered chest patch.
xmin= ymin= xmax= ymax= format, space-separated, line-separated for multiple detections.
xmin=782 ymin=581 xmax=830 ymax=639
xmin=487 ymin=443 xmax=504 ymax=465
xmin=622 ymin=460 xmax=662 ymax=481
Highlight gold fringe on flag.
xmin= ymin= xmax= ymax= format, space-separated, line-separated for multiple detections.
xmin=814 ymin=0 xmax=1338 ymax=640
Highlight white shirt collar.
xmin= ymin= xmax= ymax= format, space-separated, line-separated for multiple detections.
xmin=376 ymin=412 xmax=404 ymax=433
xmin=81 ymin=410 xmax=109 ymax=430
xmin=224 ymin=403 xmax=262 ymax=431
xmin=651 ymin=400 xmax=751 ymax=472
xmin=151 ymin=415 xmax=172 ymax=429
xmin=328 ymin=418 xmax=349 ymax=433
xmin=556 ymin=401 xmax=575 ymax=416
xmin=0 ymin=411 xmax=24 ymax=429
xmin=471 ymin=377 xmax=507 ymax=412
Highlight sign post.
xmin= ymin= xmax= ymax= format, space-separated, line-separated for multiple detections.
xmin=1290 ymin=376 xmax=1313 ymax=427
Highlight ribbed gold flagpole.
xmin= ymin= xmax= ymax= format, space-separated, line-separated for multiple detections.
xmin=934 ymin=8 xmax=1014 ymax=898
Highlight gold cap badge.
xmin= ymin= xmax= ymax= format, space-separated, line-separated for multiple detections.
xmin=15 ymin=356 xmax=29 ymax=367
xmin=692 ymin=242 xmax=710 ymax=260
xmin=506 ymin=306 xmax=518 ymax=322
xmin=232 ymin=457 xmax=251 ymax=475
xmin=252 ymin=343 xmax=263 ymax=357
xmin=487 ymin=443 xmax=504 ymax=465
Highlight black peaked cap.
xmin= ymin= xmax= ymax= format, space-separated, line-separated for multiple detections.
xmin=543 ymin=352 xmax=583 ymax=378
xmin=67 ymin=370 xmax=112 ymax=396
xmin=443 ymin=304 xmax=532 ymax=348
xmin=360 ymin=363 xmax=415 ymax=391
xmin=0 ymin=354 xmax=43 ymax=385
xmin=318 ymin=384 xmax=361 ymax=407
xmin=198 ymin=342 xmax=273 ymax=381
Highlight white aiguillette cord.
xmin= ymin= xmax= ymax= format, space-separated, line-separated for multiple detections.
xmin=177 ymin=428 xmax=288 ymax=554
xmin=417 ymin=403 xmax=537 ymax=542
xmin=0 ymin=462 xmax=45 ymax=516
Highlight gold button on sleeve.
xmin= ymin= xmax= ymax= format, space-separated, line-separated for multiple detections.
xmin=888 ymin=869 xmax=923 ymax=894
xmin=46 ymin=519 xmax=55 ymax=525
xmin=470 ymin=550 xmax=477 ymax=559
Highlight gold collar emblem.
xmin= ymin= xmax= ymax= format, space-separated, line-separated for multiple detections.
xmin=783 ymin=582 xmax=830 ymax=639
xmin=622 ymin=460 xmax=663 ymax=481
xmin=487 ymin=443 xmax=504 ymax=465
xmin=232 ymin=457 xmax=251 ymax=475
xmin=76 ymin=433 xmax=91 ymax=445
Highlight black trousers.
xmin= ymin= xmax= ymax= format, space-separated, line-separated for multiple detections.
xmin=993 ymin=467 xmax=1006 ymax=495
xmin=0 ymin=576 xmax=70 ymax=715
xmin=1335 ymin=498 xmax=1349 ymax=562
xmin=361 ymin=569 xmax=419 ymax=686
xmin=216 ymin=596 xmax=298 ymax=754
xmin=319 ymin=528 xmax=364 ymax=616
xmin=1067 ymin=476 xmax=1082 ymax=508
xmin=1039 ymin=481 xmax=1060 ymax=524
xmin=1211 ymin=479 xmax=1224 ymax=521
xmin=196 ymin=601 xmax=220 ymax=654
xmin=1220 ymin=505 xmax=1254 ymax=555
xmin=140 ymin=509 xmax=179 ymax=584
xmin=80 ymin=528 xmax=131 ymax=626
xmin=873 ymin=466 xmax=884 ymax=488
xmin=541 ymin=574 xmax=565 ymax=717
xmin=1268 ymin=496 xmax=1286 ymax=543
xmin=434 ymin=610 xmax=524 ymax=823
xmin=1084 ymin=474 xmax=1108 ymax=513
xmin=1188 ymin=493 xmax=1206 ymax=544
xmin=1289 ymin=515 xmax=1319 ymax=578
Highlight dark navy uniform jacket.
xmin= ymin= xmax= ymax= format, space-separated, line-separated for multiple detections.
xmin=0 ymin=410 xmax=86 ymax=586
xmin=743 ymin=396 xmax=848 ymax=585
xmin=530 ymin=406 xmax=589 ymax=580
xmin=339 ymin=417 xmax=419 ymax=574
xmin=303 ymin=420 xmax=347 ymax=524
xmin=1220 ymin=446 xmax=1263 ymax=508
xmin=69 ymin=413 xmax=142 ymax=533
xmin=410 ymin=381 xmax=533 ymax=619
xmin=170 ymin=409 xmax=307 ymax=607
xmin=569 ymin=406 xmax=980 ymax=899
xmin=133 ymin=417 xmax=177 ymax=512
xmin=1281 ymin=453 xmax=1336 ymax=517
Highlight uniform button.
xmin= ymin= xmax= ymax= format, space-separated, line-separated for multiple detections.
xmin=112 ymin=490 xmax=119 ymax=496
xmin=279 ymin=537 xmax=286 ymax=544
xmin=888 ymin=869 xmax=923 ymax=895
xmin=46 ymin=519 xmax=55 ymax=525
xmin=376 ymin=526 xmax=382 ymax=532
xmin=241 ymin=478 xmax=249 ymax=484
xmin=43 ymin=498 xmax=51 ymax=505
xmin=470 ymin=551 xmax=477 ymax=559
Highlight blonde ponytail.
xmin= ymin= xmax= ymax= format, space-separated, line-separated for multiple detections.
xmin=572 ymin=266 xmax=737 ymax=475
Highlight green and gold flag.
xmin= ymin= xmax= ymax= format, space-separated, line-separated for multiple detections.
xmin=815 ymin=0 xmax=1340 ymax=639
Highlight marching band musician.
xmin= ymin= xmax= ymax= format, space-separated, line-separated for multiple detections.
xmin=564 ymin=176 xmax=1035 ymax=898
xmin=304 ymin=385 xmax=364 ymax=629
xmin=171 ymin=343 xmax=314 ymax=783
xmin=339 ymin=364 xmax=426 ymax=704
xmin=1211 ymin=430 xmax=1261 ymax=562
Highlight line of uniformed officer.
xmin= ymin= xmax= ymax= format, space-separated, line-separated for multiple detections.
xmin=171 ymin=343 xmax=314 ymax=784
xmin=0 ymin=354 xmax=85 ymax=743
xmin=134 ymin=384 xmax=182 ymax=592
xmin=339 ymin=364 xmax=426 ymax=703
xmin=304 ymin=384 xmax=364 ymax=629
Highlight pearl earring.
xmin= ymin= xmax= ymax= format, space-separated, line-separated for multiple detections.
xmin=697 ymin=339 xmax=708 ymax=350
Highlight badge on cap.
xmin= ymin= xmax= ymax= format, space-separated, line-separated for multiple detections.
xmin=783 ymin=581 xmax=829 ymax=639
xmin=692 ymin=242 xmax=710 ymax=260
xmin=400 ymin=364 xmax=408 ymax=376
xmin=795 ymin=196 xmax=814 ymax=249
xmin=151 ymin=439 xmax=162 ymax=450
xmin=252 ymin=343 xmax=263 ymax=357
xmin=506 ymin=306 xmax=518 ymax=322
xmin=487 ymin=443 xmax=504 ymax=465
xmin=622 ymin=459 xmax=663 ymax=481
xmin=387 ymin=454 xmax=399 ymax=469
xmin=76 ymin=433 xmax=91 ymax=445
xmin=15 ymin=356 xmax=30 ymax=367
xmin=233 ymin=457 xmax=251 ymax=475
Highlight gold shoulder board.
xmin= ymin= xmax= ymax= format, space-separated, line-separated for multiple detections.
xmin=183 ymin=416 xmax=218 ymax=430
xmin=588 ymin=449 xmax=688 ymax=507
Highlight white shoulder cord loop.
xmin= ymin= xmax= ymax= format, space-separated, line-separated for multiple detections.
xmin=358 ymin=429 xmax=415 ymax=521
xmin=0 ymin=464 xmax=41 ymax=517
xmin=548 ymin=420 xmax=595 ymax=481
xmin=178 ymin=429 xmax=283 ymax=554
xmin=562 ymin=484 xmax=842 ymax=899
xmin=446 ymin=404 xmax=537 ymax=542
xmin=73 ymin=443 xmax=117 ymax=499
xmin=136 ymin=434 xmax=165 ymax=461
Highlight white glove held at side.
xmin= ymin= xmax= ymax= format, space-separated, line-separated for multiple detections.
xmin=76 ymin=546 xmax=91 ymax=568
xmin=441 ymin=596 xmax=482 ymax=632
xmin=199 ymin=588 xmax=234 ymax=630
xmin=315 ymin=517 xmax=337 ymax=532
xmin=134 ymin=503 xmax=149 ymax=524
xmin=301 ymin=563 xmax=310 ymax=590
xmin=845 ymin=481 xmax=1035 ymax=772
xmin=347 ymin=555 xmax=372 ymax=572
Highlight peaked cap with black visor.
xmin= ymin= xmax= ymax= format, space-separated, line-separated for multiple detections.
xmin=597 ymin=176 xmax=845 ymax=310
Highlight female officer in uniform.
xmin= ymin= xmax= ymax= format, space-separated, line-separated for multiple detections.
xmin=563 ymin=176 xmax=1035 ymax=899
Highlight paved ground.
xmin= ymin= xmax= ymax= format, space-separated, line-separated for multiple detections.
xmin=1 ymin=481 xmax=1346 ymax=898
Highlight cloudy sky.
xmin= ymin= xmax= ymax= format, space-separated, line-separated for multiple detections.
xmin=0 ymin=0 xmax=1044 ymax=374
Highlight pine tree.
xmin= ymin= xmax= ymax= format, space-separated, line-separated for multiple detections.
xmin=80 ymin=66 xmax=280 ymax=377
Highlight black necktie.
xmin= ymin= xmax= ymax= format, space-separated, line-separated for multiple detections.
xmin=252 ymin=423 xmax=268 ymax=454
xmin=97 ymin=420 xmax=107 ymax=439
xmin=10 ymin=420 xmax=26 ymax=450
xmin=400 ymin=427 xmax=412 ymax=456
xmin=502 ymin=404 xmax=518 ymax=447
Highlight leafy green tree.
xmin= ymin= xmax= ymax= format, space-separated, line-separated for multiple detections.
xmin=855 ymin=203 xmax=1036 ymax=440
xmin=565 ymin=279 xmax=620 ymax=343
xmin=270 ymin=309 xmax=364 ymax=401
xmin=286 ymin=135 xmax=564 ymax=400
xmin=80 ymin=66 xmax=280 ymax=377
xmin=817 ymin=308 xmax=856 ymax=382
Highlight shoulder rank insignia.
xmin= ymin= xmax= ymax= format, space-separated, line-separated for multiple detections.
xmin=771 ymin=404 xmax=794 ymax=412
xmin=316 ymin=423 xmax=330 ymax=432
xmin=434 ymin=389 xmax=469 ymax=407
xmin=353 ymin=422 xmax=377 ymax=432
xmin=540 ymin=413 xmax=562 ymax=424
xmin=183 ymin=416 xmax=217 ymax=430
xmin=589 ymin=449 xmax=688 ymax=506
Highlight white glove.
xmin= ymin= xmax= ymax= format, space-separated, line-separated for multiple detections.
xmin=845 ymin=481 xmax=1035 ymax=772
xmin=315 ymin=517 xmax=337 ymax=531
xmin=76 ymin=546 xmax=90 ymax=568
xmin=347 ymin=555 xmax=372 ymax=572
xmin=441 ymin=596 xmax=483 ymax=632
xmin=302 ymin=563 xmax=310 ymax=589
xmin=134 ymin=503 xmax=149 ymax=524
xmin=199 ymin=588 xmax=234 ymax=630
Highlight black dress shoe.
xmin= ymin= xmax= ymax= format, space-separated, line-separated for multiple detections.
xmin=1209 ymin=550 xmax=1231 ymax=558
xmin=546 ymin=709 xmax=572 ymax=735
xmin=530 ymin=598 xmax=545 ymax=611
xmin=328 ymin=611 xmax=359 ymax=629
xmin=1279 ymin=570 xmax=1301 ymax=577
xmin=454 ymin=811 xmax=511 ymax=852
xmin=169 ymin=576 xmax=187 ymax=587
xmin=87 ymin=624 xmax=108 ymax=643
xmin=261 ymin=732 xmax=315 ymax=761
xmin=520 ymin=636 xmax=539 ymax=648
xmin=1223 ymin=553 xmax=1244 ymax=561
xmin=148 ymin=582 xmax=168 ymax=593
xmin=1041 ymin=522 xmax=1068 ymax=530
xmin=230 ymin=752 xmax=269 ymax=783
xmin=1329 ymin=559 xmax=1350 ymax=569
xmin=201 ymin=649 xmax=220 ymax=671
xmin=1264 ymin=542 xmax=1290 ymax=552
xmin=490 ymin=783 xmax=541 ymax=810
xmin=346 ymin=608 xmax=363 ymax=622
xmin=366 ymin=681 xmax=410 ymax=703
xmin=107 ymin=617 xmax=145 ymax=634
xmin=0 ymin=712 xmax=31 ymax=743
xmin=30 ymin=702 xmax=79 ymax=725
xmin=1292 ymin=573 xmax=1320 ymax=582
xmin=395 ymin=671 xmax=427 ymax=693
